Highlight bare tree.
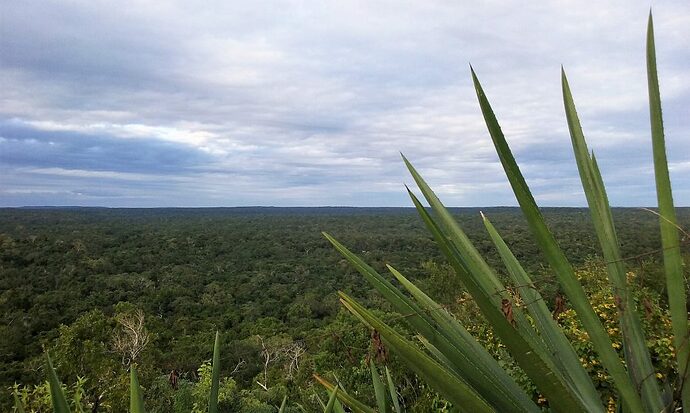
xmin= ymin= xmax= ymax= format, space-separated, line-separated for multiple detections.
xmin=255 ymin=336 xmax=272 ymax=391
xmin=283 ymin=341 xmax=306 ymax=379
xmin=254 ymin=335 xmax=306 ymax=390
xmin=112 ymin=309 xmax=150 ymax=366
xmin=230 ymin=359 xmax=246 ymax=376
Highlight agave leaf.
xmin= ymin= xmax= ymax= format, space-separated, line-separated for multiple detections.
xmin=130 ymin=366 xmax=146 ymax=413
xmin=46 ymin=353 xmax=71 ymax=413
xmin=470 ymin=67 xmax=643 ymax=413
xmin=324 ymin=386 xmax=339 ymax=413
xmin=384 ymin=367 xmax=402 ymax=413
xmin=647 ymin=12 xmax=690 ymax=411
xmin=404 ymin=159 xmax=596 ymax=412
xmin=278 ymin=395 xmax=287 ymax=413
xmin=326 ymin=231 xmax=538 ymax=412
xmin=314 ymin=374 xmax=376 ymax=413
xmin=208 ymin=331 xmax=221 ymax=413
xmin=340 ymin=292 xmax=497 ymax=413
xmin=370 ymin=360 xmax=389 ymax=413
xmin=417 ymin=335 xmax=458 ymax=375
xmin=334 ymin=400 xmax=347 ymax=413
xmin=323 ymin=232 xmax=436 ymax=329
xmin=388 ymin=258 xmax=540 ymax=413
xmin=481 ymin=213 xmax=601 ymax=404
xmin=562 ymin=69 xmax=665 ymax=411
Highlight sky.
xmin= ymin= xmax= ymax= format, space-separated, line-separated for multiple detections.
xmin=1 ymin=1 xmax=689 ymax=207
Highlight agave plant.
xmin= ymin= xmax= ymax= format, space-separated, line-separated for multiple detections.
xmin=320 ymin=13 xmax=687 ymax=413
xmin=314 ymin=360 xmax=402 ymax=413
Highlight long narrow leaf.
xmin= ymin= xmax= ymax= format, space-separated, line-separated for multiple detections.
xmin=388 ymin=258 xmax=540 ymax=412
xmin=339 ymin=292 xmax=495 ymax=413
xmin=314 ymin=374 xmax=376 ymax=413
xmin=209 ymin=331 xmax=221 ymax=413
xmin=130 ymin=366 xmax=146 ymax=413
xmin=385 ymin=367 xmax=402 ymax=413
xmin=471 ymin=67 xmax=643 ymax=413
xmin=46 ymin=353 xmax=71 ymax=413
xmin=370 ymin=360 xmax=389 ymax=413
xmin=404 ymin=159 xmax=596 ymax=412
xmin=323 ymin=232 xmax=436 ymax=334
xmin=647 ymin=12 xmax=690 ymax=411
xmin=278 ymin=395 xmax=287 ymax=413
xmin=334 ymin=400 xmax=347 ymax=413
xmin=324 ymin=386 xmax=339 ymax=413
xmin=562 ymin=69 xmax=664 ymax=411
xmin=482 ymin=213 xmax=601 ymax=404
xmin=326 ymin=230 xmax=538 ymax=412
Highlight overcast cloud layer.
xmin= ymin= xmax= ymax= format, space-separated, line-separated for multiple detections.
xmin=1 ymin=1 xmax=689 ymax=207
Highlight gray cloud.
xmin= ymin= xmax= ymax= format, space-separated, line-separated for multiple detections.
xmin=1 ymin=1 xmax=688 ymax=207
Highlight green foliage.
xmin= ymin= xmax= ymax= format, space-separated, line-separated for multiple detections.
xmin=192 ymin=361 xmax=237 ymax=413
xmin=11 ymin=378 xmax=87 ymax=413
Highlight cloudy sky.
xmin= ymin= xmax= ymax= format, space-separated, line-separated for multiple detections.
xmin=1 ymin=1 xmax=688 ymax=207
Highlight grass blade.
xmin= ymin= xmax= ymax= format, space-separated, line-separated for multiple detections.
xmin=130 ymin=366 xmax=146 ymax=413
xmin=385 ymin=367 xmax=402 ymax=413
xmin=278 ymin=395 xmax=287 ymax=413
xmin=209 ymin=331 xmax=221 ymax=413
xmin=647 ymin=12 xmax=690 ymax=411
xmin=471 ymin=67 xmax=643 ymax=413
xmin=324 ymin=386 xmax=339 ymax=413
xmin=370 ymin=360 xmax=389 ymax=413
xmin=314 ymin=374 xmax=376 ymax=413
xmin=46 ymin=353 xmax=71 ymax=413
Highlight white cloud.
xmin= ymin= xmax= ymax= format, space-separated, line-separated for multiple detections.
xmin=0 ymin=0 xmax=688 ymax=206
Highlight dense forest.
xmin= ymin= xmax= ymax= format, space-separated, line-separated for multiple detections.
xmin=2 ymin=207 xmax=689 ymax=411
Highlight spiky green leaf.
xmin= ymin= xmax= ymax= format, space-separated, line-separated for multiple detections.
xmin=404 ymin=158 xmax=596 ymax=412
xmin=208 ymin=331 xmax=221 ymax=413
xmin=340 ymin=292 xmax=496 ymax=413
xmin=326 ymin=230 xmax=537 ymax=412
xmin=324 ymin=386 xmax=339 ymax=413
xmin=46 ymin=353 xmax=71 ymax=413
xmin=130 ymin=366 xmax=146 ymax=413
xmin=562 ymin=68 xmax=664 ymax=411
xmin=647 ymin=12 xmax=690 ymax=411
xmin=481 ymin=213 xmax=601 ymax=404
xmin=385 ymin=367 xmax=402 ymax=413
xmin=470 ymin=67 xmax=642 ymax=412
xmin=370 ymin=360 xmax=389 ymax=413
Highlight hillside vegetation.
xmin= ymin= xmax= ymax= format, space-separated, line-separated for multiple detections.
xmin=2 ymin=207 xmax=688 ymax=411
